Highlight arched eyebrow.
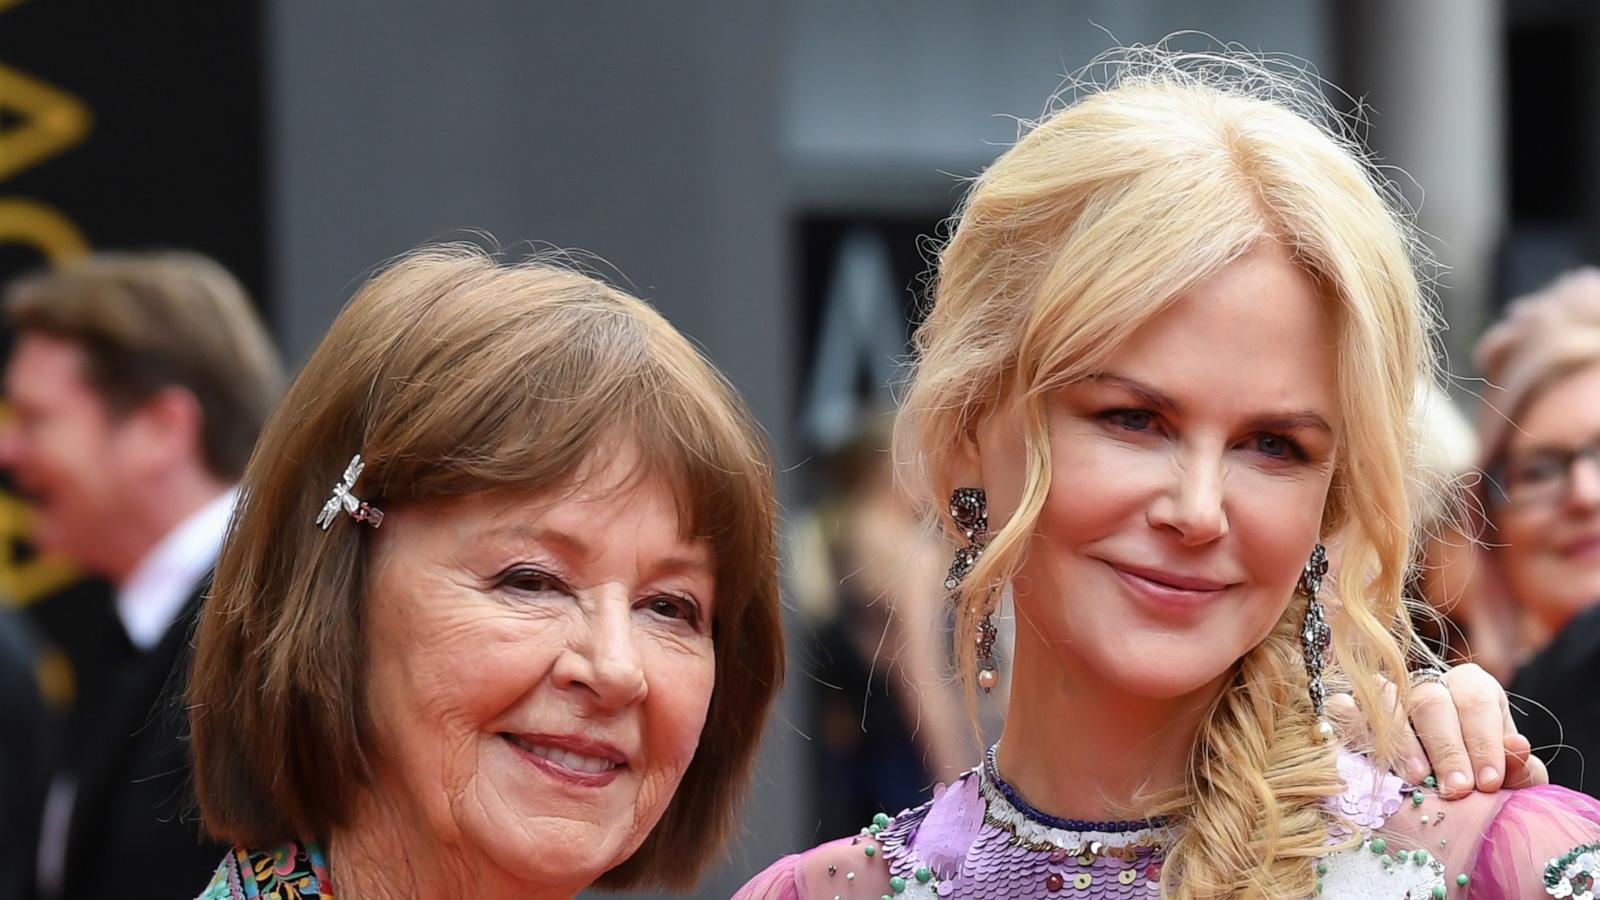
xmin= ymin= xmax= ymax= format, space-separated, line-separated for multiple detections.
xmin=1084 ymin=372 xmax=1333 ymax=436
xmin=480 ymin=522 xmax=712 ymax=577
xmin=1084 ymin=373 xmax=1179 ymax=414
xmin=1246 ymin=411 xmax=1334 ymax=436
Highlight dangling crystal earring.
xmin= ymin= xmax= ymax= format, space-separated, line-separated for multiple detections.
xmin=945 ymin=487 xmax=999 ymax=693
xmin=1299 ymin=543 xmax=1334 ymax=742
xmin=975 ymin=613 xmax=1000 ymax=694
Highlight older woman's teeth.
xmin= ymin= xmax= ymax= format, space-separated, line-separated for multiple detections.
xmin=509 ymin=736 xmax=619 ymax=773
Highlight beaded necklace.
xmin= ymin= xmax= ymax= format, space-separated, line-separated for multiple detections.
xmin=983 ymin=744 xmax=1171 ymax=835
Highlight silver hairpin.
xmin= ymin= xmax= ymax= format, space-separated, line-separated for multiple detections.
xmin=315 ymin=454 xmax=384 ymax=530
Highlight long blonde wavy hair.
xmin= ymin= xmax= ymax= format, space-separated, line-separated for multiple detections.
xmin=894 ymin=47 xmax=1439 ymax=898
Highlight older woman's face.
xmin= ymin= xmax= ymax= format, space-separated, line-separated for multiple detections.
xmin=976 ymin=244 xmax=1340 ymax=700
xmin=1495 ymin=361 xmax=1600 ymax=630
xmin=361 ymin=447 xmax=715 ymax=891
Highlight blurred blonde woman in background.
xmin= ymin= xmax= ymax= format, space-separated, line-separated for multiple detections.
xmin=739 ymin=46 xmax=1598 ymax=899
xmin=1477 ymin=270 xmax=1600 ymax=792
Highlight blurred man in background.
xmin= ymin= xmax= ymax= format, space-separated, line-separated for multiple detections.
xmin=0 ymin=252 xmax=282 ymax=900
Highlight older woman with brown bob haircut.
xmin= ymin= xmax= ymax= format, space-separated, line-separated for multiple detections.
xmin=188 ymin=246 xmax=783 ymax=899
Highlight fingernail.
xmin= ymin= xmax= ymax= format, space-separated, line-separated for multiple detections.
xmin=1408 ymin=758 xmax=1429 ymax=779
xmin=1479 ymin=766 xmax=1499 ymax=785
xmin=1447 ymin=771 xmax=1472 ymax=792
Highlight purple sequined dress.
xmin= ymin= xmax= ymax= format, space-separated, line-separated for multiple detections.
xmin=872 ymin=747 xmax=1168 ymax=898
xmin=735 ymin=744 xmax=1600 ymax=899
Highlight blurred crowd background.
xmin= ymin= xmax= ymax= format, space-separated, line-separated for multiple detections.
xmin=3 ymin=2 xmax=1600 ymax=898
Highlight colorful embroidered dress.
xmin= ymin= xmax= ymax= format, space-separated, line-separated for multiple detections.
xmin=736 ymin=746 xmax=1600 ymax=899
xmin=197 ymin=842 xmax=333 ymax=900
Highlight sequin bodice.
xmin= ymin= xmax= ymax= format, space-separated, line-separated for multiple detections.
xmin=737 ymin=745 xmax=1600 ymax=899
xmin=875 ymin=752 xmax=1170 ymax=899
xmin=871 ymin=747 xmax=1445 ymax=899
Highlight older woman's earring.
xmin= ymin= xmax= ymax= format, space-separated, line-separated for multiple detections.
xmin=1299 ymin=542 xmax=1334 ymax=742
xmin=945 ymin=488 xmax=999 ymax=693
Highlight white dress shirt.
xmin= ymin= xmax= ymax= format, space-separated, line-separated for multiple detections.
xmin=115 ymin=486 xmax=237 ymax=650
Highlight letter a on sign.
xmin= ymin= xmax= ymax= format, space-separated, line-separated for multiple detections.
xmin=0 ymin=63 xmax=92 ymax=183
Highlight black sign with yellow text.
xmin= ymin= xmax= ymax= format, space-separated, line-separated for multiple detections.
xmin=0 ymin=0 xmax=264 ymax=695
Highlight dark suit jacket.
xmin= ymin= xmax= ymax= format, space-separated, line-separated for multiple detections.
xmin=51 ymin=577 xmax=227 ymax=900
xmin=1511 ymin=602 xmax=1600 ymax=797
xmin=0 ymin=612 xmax=49 ymax=900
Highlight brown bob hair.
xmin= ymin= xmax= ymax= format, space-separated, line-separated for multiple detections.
xmin=189 ymin=246 xmax=784 ymax=891
xmin=5 ymin=251 xmax=283 ymax=480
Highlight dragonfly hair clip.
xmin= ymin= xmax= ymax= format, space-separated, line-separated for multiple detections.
xmin=315 ymin=454 xmax=384 ymax=530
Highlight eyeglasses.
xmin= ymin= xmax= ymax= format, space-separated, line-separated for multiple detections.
xmin=1491 ymin=438 xmax=1600 ymax=508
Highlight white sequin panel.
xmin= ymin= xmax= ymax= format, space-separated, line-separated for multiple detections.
xmin=1318 ymin=839 xmax=1446 ymax=899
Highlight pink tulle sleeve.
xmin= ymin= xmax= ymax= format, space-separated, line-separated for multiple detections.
xmin=733 ymin=838 xmax=892 ymax=900
xmin=1472 ymin=786 xmax=1600 ymax=897
xmin=732 ymin=854 xmax=801 ymax=900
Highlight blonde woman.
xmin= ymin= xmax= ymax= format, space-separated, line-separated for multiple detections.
xmin=739 ymin=49 xmax=1600 ymax=899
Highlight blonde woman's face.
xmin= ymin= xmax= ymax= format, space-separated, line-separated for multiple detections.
xmin=976 ymin=244 xmax=1340 ymax=701
xmin=1495 ymin=361 xmax=1600 ymax=630
xmin=360 ymin=445 xmax=716 ymax=892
